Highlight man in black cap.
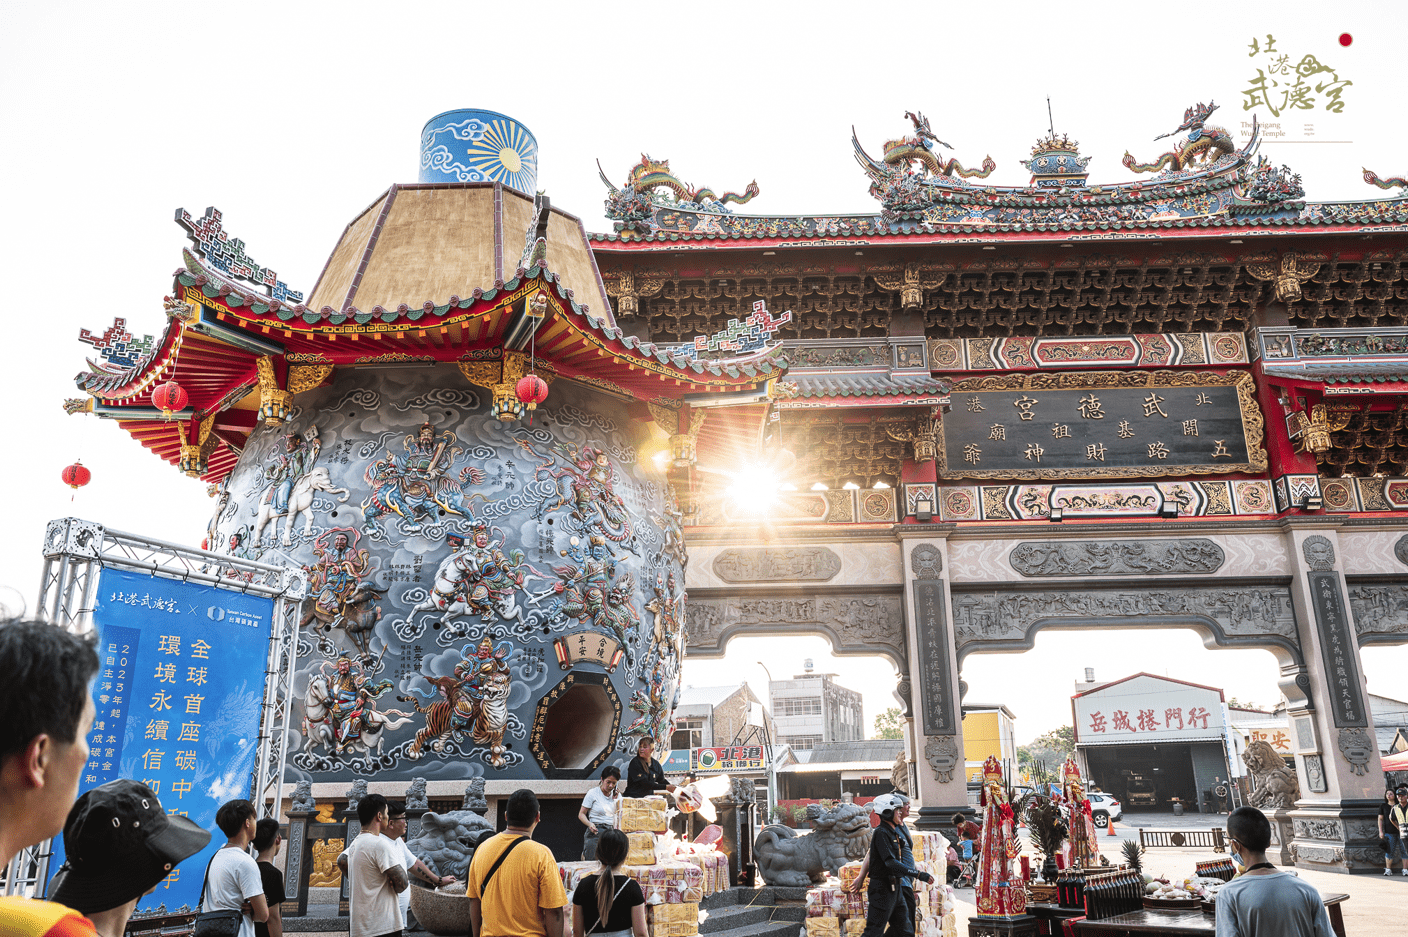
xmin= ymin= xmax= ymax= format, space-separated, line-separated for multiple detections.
xmin=48 ymin=779 xmax=212 ymax=937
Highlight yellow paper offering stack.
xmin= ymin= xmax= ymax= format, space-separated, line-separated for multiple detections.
xmin=620 ymin=796 xmax=669 ymax=833
xmin=844 ymin=918 xmax=866 ymax=937
xmin=806 ymin=917 xmax=841 ymax=937
xmin=626 ymin=831 xmax=657 ymax=866
xmin=838 ymin=861 xmax=867 ymax=892
xmin=647 ymin=901 xmax=699 ymax=937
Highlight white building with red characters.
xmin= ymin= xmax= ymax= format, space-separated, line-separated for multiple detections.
xmin=1071 ymin=672 xmax=1243 ymax=814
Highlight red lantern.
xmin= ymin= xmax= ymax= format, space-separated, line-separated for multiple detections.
xmin=151 ymin=380 xmax=188 ymax=418
xmin=61 ymin=461 xmax=92 ymax=490
xmin=515 ymin=374 xmax=549 ymax=410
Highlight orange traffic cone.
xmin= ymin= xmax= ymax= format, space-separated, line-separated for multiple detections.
xmin=1107 ymin=818 xmax=1117 ymax=836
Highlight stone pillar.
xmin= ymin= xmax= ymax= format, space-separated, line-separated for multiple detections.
xmin=285 ymin=804 xmax=318 ymax=917
xmin=1282 ymin=526 xmax=1386 ymax=873
xmin=897 ymin=529 xmax=968 ymax=830
xmin=713 ymin=778 xmax=755 ymax=887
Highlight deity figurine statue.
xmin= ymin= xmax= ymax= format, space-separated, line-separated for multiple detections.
xmin=974 ymin=755 xmax=1027 ymax=918
xmin=1061 ymin=757 xmax=1101 ymax=869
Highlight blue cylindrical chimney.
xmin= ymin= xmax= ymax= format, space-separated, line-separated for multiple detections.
xmin=418 ymin=108 xmax=538 ymax=194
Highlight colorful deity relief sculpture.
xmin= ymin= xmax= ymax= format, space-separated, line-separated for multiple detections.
xmin=302 ymin=655 xmax=408 ymax=757
xmin=361 ymin=422 xmax=487 ymax=537
xmin=550 ymin=535 xmax=642 ymax=661
xmin=398 ymin=637 xmax=515 ymax=768
xmin=624 ymin=659 xmax=678 ymax=745
xmin=523 ymin=438 xmax=636 ymax=548
xmin=301 ymin=527 xmax=383 ymax=659
xmin=1061 ymin=757 xmax=1101 ymax=869
xmin=975 ymin=756 xmax=1027 ymax=918
xmin=645 ymin=571 xmax=685 ymax=666
xmin=255 ymin=426 xmax=345 ymax=545
xmin=411 ymin=526 xmax=550 ymax=626
xmin=1123 ymin=101 xmax=1235 ymax=174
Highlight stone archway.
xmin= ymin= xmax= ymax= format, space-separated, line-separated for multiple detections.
xmin=684 ymin=584 xmax=912 ymax=712
xmin=948 ymin=579 xmax=1310 ymax=708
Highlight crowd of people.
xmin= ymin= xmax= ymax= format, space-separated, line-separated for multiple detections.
xmin=0 ymin=617 xmax=1376 ymax=937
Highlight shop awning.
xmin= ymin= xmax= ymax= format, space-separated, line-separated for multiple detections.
xmin=1382 ymin=750 xmax=1408 ymax=771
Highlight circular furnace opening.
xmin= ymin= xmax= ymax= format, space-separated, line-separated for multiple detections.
xmin=541 ymin=683 xmax=615 ymax=769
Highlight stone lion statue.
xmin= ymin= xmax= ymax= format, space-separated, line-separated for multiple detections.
xmin=754 ymin=802 xmax=872 ymax=886
xmin=1244 ymin=739 xmax=1299 ymax=809
xmin=891 ymin=750 xmax=909 ymax=795
xmin=405 ymin=809 xmax=495 ymax=881
xmin=290 ymin=779 xmax=317 ymax=813
xmin=405 ymin=777 xmax=430 ymax=811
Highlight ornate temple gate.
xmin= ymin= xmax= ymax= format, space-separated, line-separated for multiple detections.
xmin=685 ymin=523 xmax=1408 ymax=874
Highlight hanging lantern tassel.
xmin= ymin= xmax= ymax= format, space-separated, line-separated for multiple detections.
xmin=151 ymin=380 xmax=189 ymax=420
xmin=515 ymin=374 xmax=549 ymax=425
xmin=61 ymin=460 xmax=92 ymax=502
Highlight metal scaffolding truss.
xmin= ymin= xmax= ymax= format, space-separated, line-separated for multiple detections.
xmin=3 ymin=517 xmax=306 ymax=898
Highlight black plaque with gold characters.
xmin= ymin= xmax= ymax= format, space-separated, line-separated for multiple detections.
xmin=937 ymin=370 xmax=1266 ymax=479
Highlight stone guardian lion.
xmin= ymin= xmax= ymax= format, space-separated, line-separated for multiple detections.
xmin=753 ymin=802 xmax=873 ymax=887
xmin=1243 ymin=739 xmax=1300 ymax=810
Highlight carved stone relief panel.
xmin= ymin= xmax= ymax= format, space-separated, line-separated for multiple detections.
xmin=1293 ymin=818 xmax=1342 ymax=841
xmin=1304 ymin=755 xmax=1327 ymax=793
xmin=1346 ymin=584 xmax=1408 ymax=644
xmin=925 ymin=736 xmax=959 ymax=782
xmin=1337 ymin=727 xmax=1374 ymax=775
xmin=949 ymin=533 xmax=1290 ymax=583
xmin=1301 ymin=535 xmax=1336 ymax=570
xmin=911 ymin=544 xmax=943 ymax=579
xmin=711 ymin=547 xmax=842 ymax=583
xmin=1009 ymin=539 xmax=1225 ymax=577
xmin=951 ymin=584 xmax=1300 ymax=660
xmin=686 ymin=591 xmax=907 ymax=667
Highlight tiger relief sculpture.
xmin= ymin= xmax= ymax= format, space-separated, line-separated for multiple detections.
xmin=397 ymin=637 xmax=514 ymax=768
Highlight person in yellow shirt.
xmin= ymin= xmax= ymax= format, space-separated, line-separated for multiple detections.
xmin=0 ymin=621 xmax=100 ymax=937
xmin=466 ymin=790 xmax=566 ymax=937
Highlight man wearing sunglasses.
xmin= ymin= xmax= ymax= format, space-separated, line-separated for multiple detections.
xmin=1214 ymin=807 xmax=1334 ymax=937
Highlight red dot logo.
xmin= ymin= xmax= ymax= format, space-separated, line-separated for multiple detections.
xmin=1339 ymin=33 xmax=1353 ymax=47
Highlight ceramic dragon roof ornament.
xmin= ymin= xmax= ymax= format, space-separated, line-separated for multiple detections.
xmin=853 ymin=110 xmax=996 ymax=216
xmin=1363 ymin=167 xmax=1408 ymax=197
xmin=1123 ymin=100 xmax=1235 ymax=175
xmin=599 ymin=155 xmax=759 ymax=224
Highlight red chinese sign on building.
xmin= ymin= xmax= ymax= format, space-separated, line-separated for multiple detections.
xmin=1073 ymin=674 xmax=1225 ymax=743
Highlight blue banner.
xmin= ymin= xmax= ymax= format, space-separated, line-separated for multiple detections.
xmin=49 ymin=567 xmax=276 ymax=914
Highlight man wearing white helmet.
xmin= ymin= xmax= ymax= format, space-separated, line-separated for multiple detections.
xmin=856 ymin=793 xmax=931 ymax=937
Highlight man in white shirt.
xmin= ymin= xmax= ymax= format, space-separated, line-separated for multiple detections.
xmin=203 ymin=799 xmax=270 ymax=937
xmin=346 ymin=794 xmax=409 ymax=937
xmin=338 ymin=803 xmax=457 ymax=932
xmin=1215 ymin=806 xmax=1334 ymax=937
xmin=577 ymin=766 xmax=621 ymax=860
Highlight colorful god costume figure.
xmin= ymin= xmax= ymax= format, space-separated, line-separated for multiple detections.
xmin=1062 ymin=757 xmax=1101 ymax=869
xmin=974 ymin=755 xmax=1026 ymax=917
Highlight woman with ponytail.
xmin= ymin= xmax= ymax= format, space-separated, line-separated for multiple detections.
xmin=571 ymin=828 xmax=646 ymax=937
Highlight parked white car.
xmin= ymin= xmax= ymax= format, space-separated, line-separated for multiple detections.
xmin=1088 ymin=792 xmax=1123 ymax=827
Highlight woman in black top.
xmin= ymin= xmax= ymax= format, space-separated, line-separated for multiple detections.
xmin=622 ymin=737 xmax=679 ymax=799
xmin=572 ymin=829 xmax=647 ymax=937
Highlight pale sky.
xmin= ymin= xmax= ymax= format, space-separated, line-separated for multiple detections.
xmin=3 ymin=1 xmax=1404 ymax=745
